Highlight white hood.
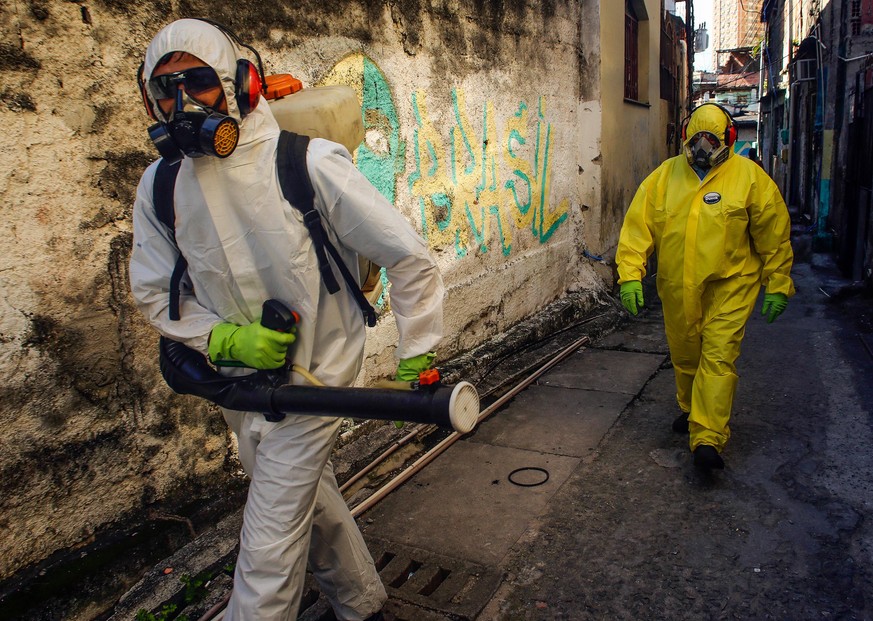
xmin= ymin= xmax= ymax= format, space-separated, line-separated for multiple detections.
xmin=143 ymin=18 xmax=247 ymax=122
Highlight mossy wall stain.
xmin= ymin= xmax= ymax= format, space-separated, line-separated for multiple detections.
xmin=27 ymin=1 xmax=50 ymax=22
xmin=92 ymin=150 xmax=154 ymax=211
xmin=0 ymin=43 xmax=41 ymax=70
xmin=1 ymin=88 xmax=36 ymax=111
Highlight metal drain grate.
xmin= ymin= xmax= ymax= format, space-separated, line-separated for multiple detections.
xmin=367 ymin=537 xmax=502 ymax=620
xmin=299 ymin=597 xmax=455 ymax=621
xmin=296 ymin=538 xmax=502 ymax=621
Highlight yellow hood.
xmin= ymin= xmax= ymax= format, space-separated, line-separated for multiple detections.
xmin=684 ymin=104 xmax=734 ymax=152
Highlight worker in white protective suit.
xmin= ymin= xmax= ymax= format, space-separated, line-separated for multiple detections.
xmin=129 ymin=18 xmax=444 ymax=620
xmin=615 ymin=103 xmax=794 ymax=472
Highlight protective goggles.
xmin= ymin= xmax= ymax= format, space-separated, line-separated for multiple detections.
xmin=148 ymin=66 xmax=222 ymax=101
xmin=687 ymin=131 xmax=721 ymax=149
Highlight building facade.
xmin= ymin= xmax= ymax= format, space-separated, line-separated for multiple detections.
xmin=759 ymin=0 xmax=873 ymax=283
xmin=713 ymin=0 xmax=766 ymax=72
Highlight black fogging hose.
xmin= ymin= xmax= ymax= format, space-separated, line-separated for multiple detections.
xmin=159 ymin=337 xmax=480 ymax=433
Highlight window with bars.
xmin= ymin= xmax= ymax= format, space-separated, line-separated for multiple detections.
xmin=851 ymin=0 xmax=861 ymax=36
xmin=625 ymin=0 xmax=639 ymax=100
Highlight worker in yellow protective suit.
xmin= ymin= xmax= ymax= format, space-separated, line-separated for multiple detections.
xmin=616 ymin=103 xmax=794 ymax=471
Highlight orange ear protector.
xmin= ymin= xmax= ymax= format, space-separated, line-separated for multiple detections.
xmin=234 ymin=57 xmax=262 ymax=117
xmin=680 ymin=102 xmax=737 ymax=147
xmin=137 ymin=18 xmax=266 ymax=120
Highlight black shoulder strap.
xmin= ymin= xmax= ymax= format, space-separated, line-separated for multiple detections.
xmin=153 ymin=158 xmax=180 ymax=231
xmin=276 ymin=131 xmax=341 ymax=295
xmin=276 ymin=131 xmax=377 ymax=327
xmin=152 ymin=159 xmax=187 ymax=321
xmin=153 ymin=134 xmax=378 ymax=327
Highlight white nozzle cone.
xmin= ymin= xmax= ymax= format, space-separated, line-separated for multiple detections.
xmin=448 ymin=381 xmax=480 ymax=433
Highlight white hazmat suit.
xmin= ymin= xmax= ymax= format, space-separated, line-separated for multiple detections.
xmin=129 ymin=19 xmax=444 ymax=620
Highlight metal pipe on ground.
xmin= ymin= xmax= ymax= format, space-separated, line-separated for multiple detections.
xmin=339 ymin=424 xmax=433 ymax=494
xmin=349 ymin=334 xmax=590 ymax=517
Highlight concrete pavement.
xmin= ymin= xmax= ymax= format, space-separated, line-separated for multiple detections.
xmin=354 ymin=250 xmax=873 ymax=620
xmin=110 ymin=248 xmax=873 ymax=620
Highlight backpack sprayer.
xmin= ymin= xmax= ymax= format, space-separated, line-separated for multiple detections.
xmin=146 ymin=31 xmax=480 ymax=432
xmin=158 ymin=300 xmax=480 ymax=434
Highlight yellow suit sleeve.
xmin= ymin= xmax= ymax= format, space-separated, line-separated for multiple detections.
xmin=748 ymin=174 xmax=795 ymax=297
xmin=616 ymin=170 xmax=658 ymax=284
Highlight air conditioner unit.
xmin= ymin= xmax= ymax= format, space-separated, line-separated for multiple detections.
xmin=795 ymin=58 xmax=816 ymax=82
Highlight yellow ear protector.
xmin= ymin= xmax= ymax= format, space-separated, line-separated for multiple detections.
xmin=680 ymin=102 xmax=737 ymax=147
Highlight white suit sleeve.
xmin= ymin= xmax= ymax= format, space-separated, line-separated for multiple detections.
xmin=306 ymin=140 xmax=444 ymax=360
xmin=129 ymin=162 xmax=224 ymax=354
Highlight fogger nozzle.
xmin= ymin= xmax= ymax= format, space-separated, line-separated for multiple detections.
xmin=445 ymin=382 xmax=479 ymax=433
xmin=158 ymin=337 xmax=480 ymax=433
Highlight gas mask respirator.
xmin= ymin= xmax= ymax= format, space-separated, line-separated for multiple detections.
xmin=146 ymin=66 xmax=240 ymax=164
xmin=684 ymin=132 xmax=729 ymax=171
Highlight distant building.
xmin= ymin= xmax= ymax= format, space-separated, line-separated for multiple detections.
xmin=692 ymin=1 xmax=764 ymax=159
xmin=692 ymin=48 xmax=760 ymax=158
xmin=712 ymin=0 xmax=765 ymax=71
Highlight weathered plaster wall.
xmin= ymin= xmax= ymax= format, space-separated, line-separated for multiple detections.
xmin=597 ymin=0 xmax=666 ymax=264
xmin=0 ymin=0 xmax=608 ymax=579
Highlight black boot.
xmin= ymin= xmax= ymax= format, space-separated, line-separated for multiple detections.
xmin=672 ymin=411 xmax=690 ymax=434
xmin=693 ymin=445 xmax=724 ymax=471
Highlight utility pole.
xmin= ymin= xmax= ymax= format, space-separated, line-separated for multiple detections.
xmin=686 ymin=0 xmax=694 ymax=114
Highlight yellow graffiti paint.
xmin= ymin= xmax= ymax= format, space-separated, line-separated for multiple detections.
xmin=411 ymin=89 xmax=569 ymax=257
xmin=317 ymin=53 xmax=569 ymax=258
xmin=318 ymin=53 xmax=365 ymax=100
xmin=409 ymin=90 xmax=460 ymax=251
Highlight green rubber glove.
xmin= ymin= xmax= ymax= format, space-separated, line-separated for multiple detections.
xmin=393 ymin=352 xmax=437 ymax=429
xmin=395 ymin=351 xmax=437 ymax=382
xmin=208 ymin=320 xmax=297 ymax=369
xmin=619 ymin=281 xmax=644 ymax=316
xmin=761 ymin=292 xmax=788 ymax=324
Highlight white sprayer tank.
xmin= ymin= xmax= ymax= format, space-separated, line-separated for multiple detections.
xmin=267 ymin=84 xmax=364 ymax=154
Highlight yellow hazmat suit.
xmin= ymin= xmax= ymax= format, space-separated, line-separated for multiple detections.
xmin=616 ymin=104 xmax=794 ymax=455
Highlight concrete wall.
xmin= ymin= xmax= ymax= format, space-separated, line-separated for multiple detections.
xmin=0 ymin=0 xmax=619 ymax=580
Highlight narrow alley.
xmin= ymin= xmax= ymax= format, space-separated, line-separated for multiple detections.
xmin=353 ymin=250 xmax=873 ymax=620
xmin=109 ymin=245 xmax=873 ymax=621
